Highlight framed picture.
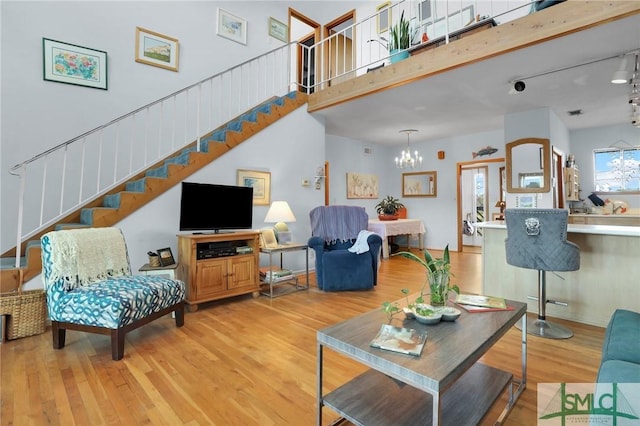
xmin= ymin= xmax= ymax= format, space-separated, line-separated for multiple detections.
xmin=237 ymin=169 xmax=271 ymax=205
xmin=156 ymin=247 xmax=176 ymax=266
xmin=402 ymin=171 xmax=437 ymax=197
xmin=135 ymin=27 xmax=179 ymax=72
xmin=376 ymin=2 xmax=392 ymax=34
xmin=42 ymin=38 xmax=108 ymax=90
xmin=217 ymin=8 xmax=247 ymax=45
xmin=346 ymin=172 xmax=379 ymax=199
xmin=268 ymin=17 xmax=288 ymax=43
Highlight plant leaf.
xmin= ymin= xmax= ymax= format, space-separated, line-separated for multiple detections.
xmin=393 ymin=251 xmax=428 ymax=269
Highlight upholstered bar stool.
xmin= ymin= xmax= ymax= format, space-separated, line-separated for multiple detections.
xmin=504 ymin=208 xmax=580 ymax=339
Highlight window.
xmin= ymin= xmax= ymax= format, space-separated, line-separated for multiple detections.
xmin=593 ymin=148 xmax=640 ymax=193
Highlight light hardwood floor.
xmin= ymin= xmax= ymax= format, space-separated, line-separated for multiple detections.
xmin=0 ymin=250 xmax=605 ymax=425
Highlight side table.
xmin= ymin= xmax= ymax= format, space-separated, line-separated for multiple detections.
xmin=259 ymin=243 xmax=309 ymax=298
xmin=138 ymin=263 xmax=178 ymax=280
xmin=139 ymin=263 xmax=179 ymax=318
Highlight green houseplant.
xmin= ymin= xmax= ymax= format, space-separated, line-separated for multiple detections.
xmin=396 ymin=245 xmax=460 ymax=308
xmin=388 ymin=11 xmax=415 ymax=63
xmin=382 ymin=245 xmax=460 ymax=321
xmin=375 ymin=195 xmax=405 ymax=219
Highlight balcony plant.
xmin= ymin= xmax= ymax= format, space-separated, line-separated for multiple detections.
xmin=375 ymin=195 xmax=405 ymax=220
xmin=388 ymin=11 xmax=413 ymax=63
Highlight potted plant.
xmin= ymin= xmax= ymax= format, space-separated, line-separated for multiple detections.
xmin=375 ymin=195 xmax=405 ymax=220
xmin=382 ymin=245 xmax=460 ymax=322
xmin=388 ymin=11 xmax=412 ymax=63
xmin=395 ymin=245 xmax=460 ymax=308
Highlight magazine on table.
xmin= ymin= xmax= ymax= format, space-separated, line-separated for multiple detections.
xmin=455 ymin=294 xmax=507 ymax=309
xmin=370 ymin=324 xmax=427 ymax=357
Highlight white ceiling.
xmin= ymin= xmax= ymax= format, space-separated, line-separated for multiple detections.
xmin=312 ymin=14 xmax=640 ymax=147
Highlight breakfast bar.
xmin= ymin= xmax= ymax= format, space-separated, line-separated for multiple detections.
xmin=477 ymin=221 xmax=640 ymax=327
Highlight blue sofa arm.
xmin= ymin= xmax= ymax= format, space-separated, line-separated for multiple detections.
xmin=597 ymin=309 xmax=640 ymax=383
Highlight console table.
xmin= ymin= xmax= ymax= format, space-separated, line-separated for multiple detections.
xmin=368 ymin=218 xmax=425 ymax=259
xmin=317 ymin=299 xmax=527 ymax=425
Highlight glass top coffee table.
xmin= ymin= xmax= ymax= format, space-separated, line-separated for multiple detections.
xmin=316 ymin=300 xmax=527 ymax=425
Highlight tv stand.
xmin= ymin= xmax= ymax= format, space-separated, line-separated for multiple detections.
xmin=177 ymin=231 xmax=260 ymax=311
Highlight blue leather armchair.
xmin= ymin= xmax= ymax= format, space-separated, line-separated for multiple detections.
xmin=308 ymin=206 xmax=382 ymax=291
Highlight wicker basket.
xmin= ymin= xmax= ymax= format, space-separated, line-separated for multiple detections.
xmin=0 ymin=282 xmax=47 ymax=340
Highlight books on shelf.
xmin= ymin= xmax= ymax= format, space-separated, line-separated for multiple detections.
xmin=455 ymin=293 xmax=513 ymax=312
xmin=370 ymin=324 xmax=427 ymax=357
xmin=259 ymin=267 xmax=294 ymax=282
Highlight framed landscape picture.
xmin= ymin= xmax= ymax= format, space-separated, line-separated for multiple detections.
xmin=217 ymin=8 xmax=247 ymax=45
xmin=135 ymin=27 xmax=179 ymax=72
xmin=237 ymin=169 xmax=270 ymax=205
xmin=42 ymin=38 xmax=108 ymax=90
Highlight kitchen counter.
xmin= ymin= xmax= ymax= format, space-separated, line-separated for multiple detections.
xmin=476 ymin=221 xmax=640 ymax=327
xmin=568 ymin=213 xmax=640 ymax=226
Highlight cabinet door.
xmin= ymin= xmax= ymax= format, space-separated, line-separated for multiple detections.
xmin=227 ymin=256 xmax=256 ymax=290
xmin=196 ymin=260 xmax=227 ymax=297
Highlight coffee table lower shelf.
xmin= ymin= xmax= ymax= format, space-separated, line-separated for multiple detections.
xmin=322 ymin=363 xmax=513 ymax=426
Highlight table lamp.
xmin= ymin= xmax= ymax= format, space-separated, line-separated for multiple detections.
xmin=264 ymin=201 xmax=296 ymax=243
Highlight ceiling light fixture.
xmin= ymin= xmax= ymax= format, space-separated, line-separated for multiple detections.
xmin=611 ymin=55 xmax=629 ymax=84
xmin=395 ymin=129 xmax=422 ymax=168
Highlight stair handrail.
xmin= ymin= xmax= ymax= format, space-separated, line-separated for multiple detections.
xmin=8 ymin=41 xmax=298 ymax=267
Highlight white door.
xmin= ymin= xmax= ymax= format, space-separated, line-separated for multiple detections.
xmin=461 ymin=167 xmax=487 ymax=247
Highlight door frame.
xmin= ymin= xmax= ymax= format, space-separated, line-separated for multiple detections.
xmin=456 ymin=157 xmax=505 ymax=252
xmin=323 ymin=10 xmax=356 ymax=87
xmin=289 ymin=8 xmax=321 ymax=93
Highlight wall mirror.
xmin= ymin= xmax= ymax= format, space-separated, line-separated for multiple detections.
xmin=506 ymin=138 xmax=550 ymax=193
xmin=402 ymin=171 xmax=437 ymax=197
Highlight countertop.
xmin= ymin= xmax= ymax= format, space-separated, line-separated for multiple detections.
xmin=569 ymin=213 xmax=640 ymax=218
xmin=476 ymin=221 xmax=640 ymax=237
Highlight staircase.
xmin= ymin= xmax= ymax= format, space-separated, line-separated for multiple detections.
xmin=0 ymin=91 xmax=308 ymax=292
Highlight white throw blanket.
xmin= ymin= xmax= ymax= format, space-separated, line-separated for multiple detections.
xmin=348 ymin=230 xmax=377 ymax=254
xmin=47 ymin=227 xmax=131 ymax=289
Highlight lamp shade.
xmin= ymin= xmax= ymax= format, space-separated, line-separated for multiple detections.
xmin=264 ymin=201 xmax=296 ymax=224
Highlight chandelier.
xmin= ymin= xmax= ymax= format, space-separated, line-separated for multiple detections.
xmin=395 ymin=129 xmax=422 ymax=168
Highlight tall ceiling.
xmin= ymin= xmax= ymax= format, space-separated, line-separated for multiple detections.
xmin=313 ymin=13 xmax=640 ymax=147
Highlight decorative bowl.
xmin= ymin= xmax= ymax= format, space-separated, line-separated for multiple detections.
xmin=412 ymin=304 xmax=442 ymax=325
xmin=440 ymin=307 xmax=461 ymax=322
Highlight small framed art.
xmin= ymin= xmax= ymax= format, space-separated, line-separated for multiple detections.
xmin=237 ymin=169 xmax=271 ymax=205
xmin=42 ymin=38 xmax=108 ymax=90
xmin=135 ymin=27 xmax=179 ymax=72
xmin=217 ymin=8 xmax=247 ymax=45
xmin=157 ymin=247 xmax=176 ymax=266
xmin=268 ymin=17 xmax=288 ymax=42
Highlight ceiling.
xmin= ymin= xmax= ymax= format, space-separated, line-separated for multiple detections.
xmin=313 ymin=13 xmax=640 ymax=147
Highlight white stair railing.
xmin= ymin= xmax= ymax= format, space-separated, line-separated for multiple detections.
xmin=297 ymin=0 xmax=533 ymax=94
xmin=8 ymin=42 xmax=298 ymax=267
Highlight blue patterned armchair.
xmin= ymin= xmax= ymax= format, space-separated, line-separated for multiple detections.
xmin=41 ymin=227 xmax=185 ymax=360
xmin=308 ymin=206 xmax=382 ymax=291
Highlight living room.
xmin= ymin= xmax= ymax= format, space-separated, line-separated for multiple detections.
xmin=1 ymin=1 xmax=639 ymax=423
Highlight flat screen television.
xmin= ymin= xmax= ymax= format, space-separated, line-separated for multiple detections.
xmin=179 ymin=182 xmax=253 ymax=233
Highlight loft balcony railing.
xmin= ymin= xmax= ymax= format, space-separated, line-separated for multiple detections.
xmin=296 ymin=0 xmax=533 ymax=94
xmin=7 ymin=0 xmax=534 ymax=268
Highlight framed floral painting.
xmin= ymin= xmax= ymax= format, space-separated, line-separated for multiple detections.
xmin=42 ymin=38 xmax=108 ymax=90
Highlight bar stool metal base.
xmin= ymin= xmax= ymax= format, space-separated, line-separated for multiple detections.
xmin=515 ymin=317 xmax=573 ymax=339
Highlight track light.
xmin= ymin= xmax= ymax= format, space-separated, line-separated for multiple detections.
xmin=611 ymin=56 xmax=629 ymax=84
